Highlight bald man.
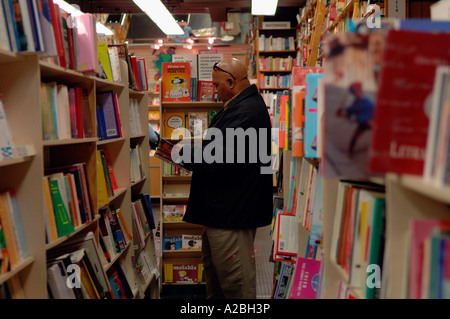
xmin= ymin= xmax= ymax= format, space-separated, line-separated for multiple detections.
xmin=180 ymin=58 xmax=273 ymax=299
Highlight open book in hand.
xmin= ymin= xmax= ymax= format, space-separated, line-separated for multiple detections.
xmin=154 ymin=139 xmax=193 ymax=172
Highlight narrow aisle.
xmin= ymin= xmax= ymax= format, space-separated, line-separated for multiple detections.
xmin=255 ymin=225 xmax=274 ymax=299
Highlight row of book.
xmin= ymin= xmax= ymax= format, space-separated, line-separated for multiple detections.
xmin=258 ymin=35 xmax=296 ymax=51
xmin=41 ymin=82 xmax=94 ymax=141
xmin=407 ymin=219 xmax=450 ymax=299
xmin=161 ymin=53 xmax=224 ymax=102
xmin=0 ymin=189 xmax=28 ymax=273
xmin=163 ymin=263 xmax=204 ymax=284
xmin=163 ymin=234 xmax=201 ymax=251
xmin=162 ymin=161 xmax=193 ymax=176
xmin=0 ymin=0 xmax=150 ymax=93
xmin=258 ymin=73 xmax=291 ymax=89
xmin=131 ymin=193 xmax=156 ymax=250
xmin=97 ymin=149 xmax=118 ymax=207
xmin=46 ymin=232 xmax=135 ymax=299
xmin=99 ymin=206 xmax=131 ymax=261
xmin=259 ymin=56 xmax=294 ymax=71
xmin=330 ymin=180 xmax=386 ymax=299
xmin=161 ymin=62 xmax=219 ymax=103
xmin=162 ymin=111 xmax=217 ymax=139
xmin=43 ymin=162 xmax=94 ymax=243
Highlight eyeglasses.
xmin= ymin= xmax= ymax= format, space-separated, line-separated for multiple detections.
xmin=213 ymin=62 xmax=237 ymax=80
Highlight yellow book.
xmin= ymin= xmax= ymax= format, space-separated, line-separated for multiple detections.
xmin=43 ymin=177 xmax=58 ymax=243
xmin=96 ymin=150 xmax=109 ymax=207
xmin=0 ymin=193 xmax=19 ymax=267
xmin=98 ymin=42 xmax=113 ymax=82
xmin=162 ymin=112 xmax=186 ymax=139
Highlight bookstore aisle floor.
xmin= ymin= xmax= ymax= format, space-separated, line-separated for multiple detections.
xmin=255 ymin=225 xmax=275 ymax=299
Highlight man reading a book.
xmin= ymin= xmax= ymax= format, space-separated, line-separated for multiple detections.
xmin=176 ymin=58 xmax=273 ymax=299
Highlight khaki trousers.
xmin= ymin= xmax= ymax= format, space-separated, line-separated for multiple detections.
xmin=202 ymin=226 xmax=257 ymax=299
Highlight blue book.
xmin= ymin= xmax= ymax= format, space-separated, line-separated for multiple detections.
xmin=5 ymin=190 xmax=28 ymax=260
xmin=163 ymin=236 xmax=182 ymax=251
xmin=96 ymin=91 xmax=121 ymax=140
xmin=96 ymin=105 xmax=107 ymax=139
xmin=304 ymin=73 xmax=323 ymax=158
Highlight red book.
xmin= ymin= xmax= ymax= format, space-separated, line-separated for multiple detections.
xmin=368 ymin=30 xmax=450 ymax=175
xmin=161 ymin=62 xmax=191 ymax=102
xmin=130 ymin=56 xmax=141 ymax=91
xmin=137 ymin=57 xmax=148 ymax=91
xmin=197 ymin=80 xmax=215 ymax=101
xmin=48 ymin=0 xmax=67 ymax=68
xmin=61 ymin=12 xmax=75 ymax=70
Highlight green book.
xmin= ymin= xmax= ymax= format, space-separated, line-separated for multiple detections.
xmin=50 ymin=179 xmax=75 ymax=237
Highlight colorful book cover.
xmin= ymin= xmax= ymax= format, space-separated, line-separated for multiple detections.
xmin=73 ymin=13 xmax=98 ymax=74
xmin=162 ymin=205 xmax=186 ymax=222
xmin=323 ymin=31 xmax=382 ymax=178
xmin=163 ymin=236 xmax=182 ymax=251
xmin=96 ymin=91 xmax=121 ymax=140
xmin=162 ymin=62 xmax=191 ymax=102
xmin=162 ymin=112 xmax=186 ymax=139
xmin=164 ymin=264 xmax=198 ymax=284
xmin=304 ymin=73 xmax=323 ymax=158
xmin=188 ymin=112 xmax=208 ymax=138
xmin=289 ymin=257 xmax=322 ymax=299
xmin=197 ymin=81 xmax=215 ymax=101
xmin=98 ymin=42 xmax=113 ymax=81
xmin=48 ymin=178 xmax=75 ymax=237
xmin=408 ymin=219 xmax=450 ymax=299
xmin=368 ymin=30 xmax=450 ymax=176
xmin=292 ymin=91 xmax=304 ymax=157
xmin=181 ymin=234 xmax=202 ymax=250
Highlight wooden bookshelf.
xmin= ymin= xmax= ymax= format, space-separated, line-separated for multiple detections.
xmin=0 ymin=49 xmax=158 ymax=298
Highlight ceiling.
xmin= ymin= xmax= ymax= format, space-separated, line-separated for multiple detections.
xmin=72 ymin=0 xmax=306 ymax=22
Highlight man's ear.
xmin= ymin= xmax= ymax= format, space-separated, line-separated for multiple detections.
xmin=228 ymin=78 xmax=234 ymax=88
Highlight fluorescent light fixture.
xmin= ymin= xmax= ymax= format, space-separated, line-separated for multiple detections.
xmin=251 ymin=0 xmax=278 ymax=15
xmin=133 ymin=0 xmax=184 ymax=35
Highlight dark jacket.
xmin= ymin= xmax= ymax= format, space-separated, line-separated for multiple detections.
xmin=182 ymin=84 xmax=273 ymax=229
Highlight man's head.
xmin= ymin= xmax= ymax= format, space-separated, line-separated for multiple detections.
xmin=212 ymin=58 xmax=250 ymax=102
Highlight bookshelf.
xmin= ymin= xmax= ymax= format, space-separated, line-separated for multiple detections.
xmin=0 ymin=45 xmax=158 ymax=298
xmin=267 ymin=1 xmax=450 ymax=300
xmin=254 ymin=27 xmax=297 ymax=93
xmin=159 ymin=100 xmax=223 ymax=297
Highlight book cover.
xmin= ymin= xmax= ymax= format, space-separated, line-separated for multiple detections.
xmin=324 ymin=32 xmax=382 ymax=178
xmin=197 ymin=81 xmax=215 ymax=101
xmin=289 ymin=257 xmax=322 ymax=299
xmin=368 ymin=30 xmax=450 ymax=176
xmin=73 ymin=13 xmax=98 ymax=74
xmin=163 ymin=236 xmax=182 ymax=251
xmin=164 ymin=264 xmax=198 ymax=284
xmin=96 ymin=150 xmax=109 ymax=207
xmin=48 ymin=177 xmax=75 ymax=238
xmin=188 ymin=112 xmax=208 ymax=138
xmin=96 ymin=90 xmax=121 ymax=140
xmin=107 ymin=45 xmax=121 ymax=82
xmin=292 ymin=91 xmax=304 ymax=157
xmin=162 ymin=62 xmax=191 ymax=102
xmin=304 ymin=73 xmax=323 ymax=158
xmin=98 ymin=42 xmax=113 ymax=81
xmin=162 ymin=112 xmax=186 ymax=139
xmin=162 ymin=204 xmax=186 ymax=222
xmin=0 ymin=96 xmax=16 ymax=160
xmin=181 ymin=234 xmax=201 ymax=250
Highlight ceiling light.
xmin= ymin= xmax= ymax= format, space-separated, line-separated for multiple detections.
xmin=133 ymin=0 xmax=184 ymax=35
xmin=251 ymin=0 xmax=278 ymax=15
